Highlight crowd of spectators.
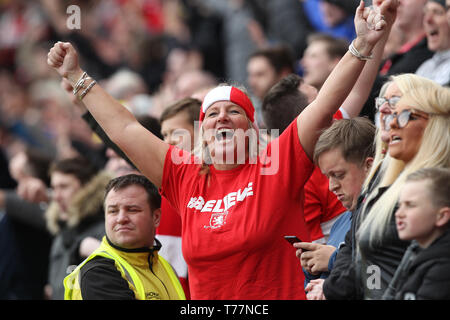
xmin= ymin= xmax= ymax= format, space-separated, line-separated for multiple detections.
xmin=1 ymin=0 xmax=449 ymax=300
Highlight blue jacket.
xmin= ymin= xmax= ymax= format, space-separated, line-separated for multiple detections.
xmin=302 ymin=0 xmax=356 ymax=43
xmin=304 ymin=210 xmax=352 ymax=285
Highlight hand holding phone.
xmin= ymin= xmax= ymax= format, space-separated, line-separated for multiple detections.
xmin=284 ymin=235 xmax=302 ymax=245
xmin=284 ymin=235 xmax=310 ymax=251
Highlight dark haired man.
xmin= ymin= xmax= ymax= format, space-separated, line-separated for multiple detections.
xmin=247 ymin=45 xmax=295 ymax=127
xmin=46 ymin=156 xmax=110 ymax=299
xmin=247 ymin=45 xmax=295 ymax=102
xmin=296 ymin=118 xmax=375 ymax=299
xmin=301 ymin=33 xmax=349 ymax=90
xmin=64 ymin=174 xmax=185 ymax=300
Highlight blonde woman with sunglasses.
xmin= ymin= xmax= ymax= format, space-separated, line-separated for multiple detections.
xmin=324 ymin=73 xmax=450 ymax=300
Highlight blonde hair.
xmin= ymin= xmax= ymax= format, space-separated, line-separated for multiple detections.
xmin=358 ymin=74 xmax=450 ymax=246
xmin=363 ymin=80 xmax=394 ymax=191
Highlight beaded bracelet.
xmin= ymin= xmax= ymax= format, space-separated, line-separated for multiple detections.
xmin=348 ymin=40 xmax=373 ymax=61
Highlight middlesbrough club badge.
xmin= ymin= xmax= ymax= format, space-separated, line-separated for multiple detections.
xmin=204 ymin=211 xmax=229 ymax=229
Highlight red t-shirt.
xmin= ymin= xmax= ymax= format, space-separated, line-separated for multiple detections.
xmin=160 ymin=120 xmax=314 ymax=299
xmin=303 ymin=109 xmax=346 ymax=242
xmin=157 ymin=198 xmax=190 ymax=299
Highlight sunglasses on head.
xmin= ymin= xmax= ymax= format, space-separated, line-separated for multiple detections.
xmin=383 ymin=109 xmax=430 ymax=131
xmin=375 ymin=96 xmax=401 ymax=111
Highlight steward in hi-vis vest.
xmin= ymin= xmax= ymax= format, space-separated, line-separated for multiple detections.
xmin=64 ymin=236 xmax=186 ymax=300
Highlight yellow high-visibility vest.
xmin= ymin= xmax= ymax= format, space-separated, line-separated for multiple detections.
xmin=64 ymin=237 xmax=186 ymax=300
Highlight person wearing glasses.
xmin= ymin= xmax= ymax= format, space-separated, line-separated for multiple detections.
xmin=47 ymin=0 xmax=399 ymax=300
xmin=321 ymin=73 xmax=450 ymax=300
xmin=303 ymin=79 xmax=400 ymax=299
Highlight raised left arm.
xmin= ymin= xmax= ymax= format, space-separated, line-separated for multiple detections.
xmin=341 ymin=0 xmax=397 ymax=118
xmin=297 ymin=0 xmax=398 ymax=159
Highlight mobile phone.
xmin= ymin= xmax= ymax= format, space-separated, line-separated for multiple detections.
xmin=284 ymin=235 xmax=302 ymax=245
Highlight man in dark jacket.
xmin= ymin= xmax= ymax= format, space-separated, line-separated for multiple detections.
xmin=45 ymin=157 xmax=110 ymax=299
xmin=64 ymin=174 xmax=185 ymax=300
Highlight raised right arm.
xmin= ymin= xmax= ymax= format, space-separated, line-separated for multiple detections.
xmin=47 ymin=42 xmax=168 ymax=188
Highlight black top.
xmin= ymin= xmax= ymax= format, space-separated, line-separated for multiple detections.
xmin=80 ymin=256 xmax=136 ymax=300
xmin=387 ymin=229 xmax=450 ymax=300
xmin=79 ymin=237 xmax=162 ymax=300
xmin=323 ymin=164 xmax=410 ymax=299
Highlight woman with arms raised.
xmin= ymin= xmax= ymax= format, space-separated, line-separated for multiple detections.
xmin=47 ymin=0 xmax=398 ymax=299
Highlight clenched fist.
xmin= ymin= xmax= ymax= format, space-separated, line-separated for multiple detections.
xmin=47 ymin=41 xmax=83 ymax=84
xmin=353 ymin=0 xmax=399 ymax=56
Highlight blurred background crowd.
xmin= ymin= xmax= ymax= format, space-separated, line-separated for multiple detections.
xmin=0 ymin=0 xmax=367 ymax=166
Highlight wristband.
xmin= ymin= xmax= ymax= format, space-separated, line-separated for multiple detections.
xmin=72 ymin=72 xmax=91 ymax=95
xmin=348 ymin=40 xmax=373 ymax=61
xmin=79 ymin=80 xmax=97 ymax=100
